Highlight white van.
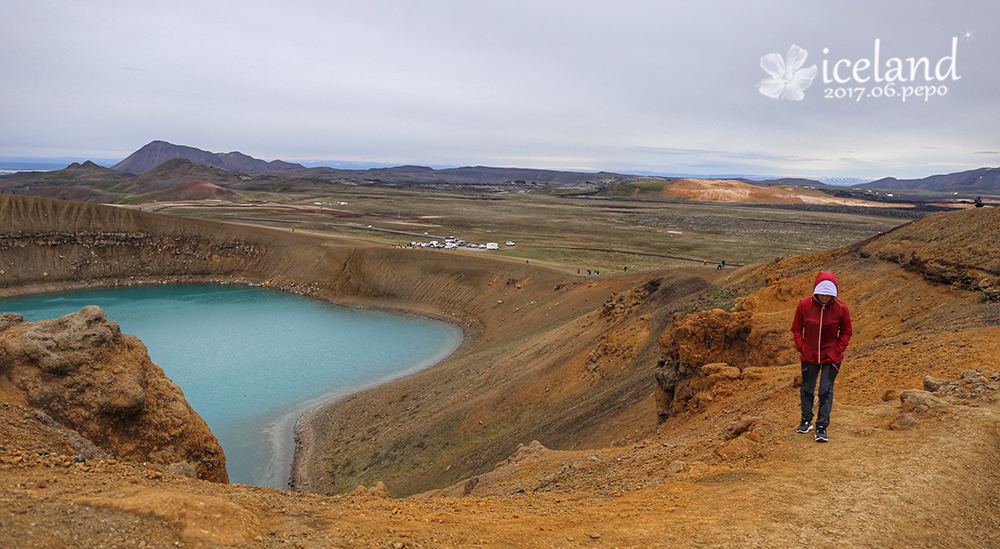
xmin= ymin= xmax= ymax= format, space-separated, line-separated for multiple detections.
xmin=486 ymin=242 xmax=499 ymax=250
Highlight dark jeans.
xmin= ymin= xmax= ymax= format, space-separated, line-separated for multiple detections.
xmin=800 ymin=362 xmax=840 ymax=429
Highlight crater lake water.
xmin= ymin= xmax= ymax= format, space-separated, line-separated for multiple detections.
xmin=0 ymin=285 xmax=463 ymax=488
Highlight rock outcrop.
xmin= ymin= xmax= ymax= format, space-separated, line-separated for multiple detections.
xmin=599 ymin=277 xmax=662 ymax=321
xmin=889 ymin=367 xmax=999 ymax=430
xmin=654 ymin=307 xmax=797 ymax=420
xmin=0 ymin=306 xmax=227 ymax=482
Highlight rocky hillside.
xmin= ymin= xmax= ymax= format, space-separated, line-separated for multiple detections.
xmin=110 ymin=157 xmax=243 ymax=194
xmin=293 ymin=271 xmax=714 ymax=496
xmin=151 ymin=180 xmax=244 ymax=202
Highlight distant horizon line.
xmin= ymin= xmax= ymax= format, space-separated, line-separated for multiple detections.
xmin=0 ymin=156 xmax=880 ymax=186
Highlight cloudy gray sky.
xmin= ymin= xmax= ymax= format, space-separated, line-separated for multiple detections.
xmin=2 ymin=0 xmax=997 ymax=179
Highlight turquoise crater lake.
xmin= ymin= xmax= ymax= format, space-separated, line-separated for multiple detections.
xmin=0 ymin=285 xmax=463 ymax=488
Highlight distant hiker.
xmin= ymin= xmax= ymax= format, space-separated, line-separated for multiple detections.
xmin=975 ymin=196 xmax=984 ymax=208
xmin=588 ymin=269 xmax=591 ymax=275
xmin=791 ymin=272 xmax=853 ymax=443
xmin=578 ymin=268 xmax=580 ymax=274
xmin=624 ymin=266 xmax=627 ymax=272
xmin=717 ymin=263 xmax=723 ymax=270
xmin=704 ymin=260 xmax=709 ymax=266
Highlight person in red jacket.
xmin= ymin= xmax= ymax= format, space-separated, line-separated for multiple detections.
xmin=791 ymin=271 xmax=853 ymax=442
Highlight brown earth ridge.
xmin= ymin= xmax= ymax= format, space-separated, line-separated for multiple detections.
xmin=1 ymin=193 xmax=1000 ymax=548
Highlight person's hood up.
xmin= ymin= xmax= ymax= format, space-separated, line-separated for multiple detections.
xmin=813 ymin=271 xmax=838 ymax=297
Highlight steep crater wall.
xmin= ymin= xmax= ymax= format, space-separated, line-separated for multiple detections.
xmin=2 ymin=194 xmax=686 ymax=495
xmin=0 ymin=194 xmax=539 ymax=325
xmin=858 ymin=207 xmax=1000 ymax=301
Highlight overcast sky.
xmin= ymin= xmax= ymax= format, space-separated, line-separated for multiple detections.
xmin=2 ymin=1 xmax=997 ymax=179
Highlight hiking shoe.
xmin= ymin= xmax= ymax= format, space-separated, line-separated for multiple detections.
xmin=815 ymin=428 xmax=828 ymax=443
xmin=796 ymin=421 xmax=813 ymax=434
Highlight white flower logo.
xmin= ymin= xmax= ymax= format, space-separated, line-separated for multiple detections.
xmin=757 ymin=44 xmax=817 ymax=101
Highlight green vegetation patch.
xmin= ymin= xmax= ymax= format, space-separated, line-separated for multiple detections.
xmin=604 ymin=179 xmax=672 ymax=197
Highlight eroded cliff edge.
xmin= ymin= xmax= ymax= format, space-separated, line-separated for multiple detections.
xmin=0 ymin=306 xmax=227 ymax=481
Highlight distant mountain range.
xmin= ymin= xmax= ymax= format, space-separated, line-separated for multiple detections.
xmin=111 ymin=140 xmax=305 ymax=174
xmin=110 ymin=140 xmax=997 ymax=193
xmin=5 ymin=140 xmax=998 ymax=200
xmin=858 ymin=167 xmax=1000 ymax=193
xmin=108 ymin=140 xmax=630 ymax=189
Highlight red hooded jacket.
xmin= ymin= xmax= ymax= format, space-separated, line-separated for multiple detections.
xmin=791 ymin=272 xmax=853 ymax=364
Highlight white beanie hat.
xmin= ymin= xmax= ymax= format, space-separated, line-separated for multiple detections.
xmin=813 ymin=280 xmax=838 ymax=297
